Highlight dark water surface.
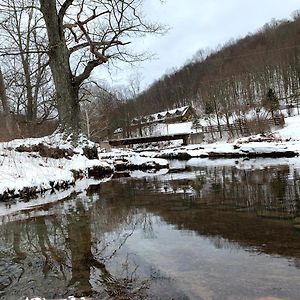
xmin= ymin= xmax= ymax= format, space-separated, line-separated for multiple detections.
xmin=1 ymin=160 xmax=300 ymax=299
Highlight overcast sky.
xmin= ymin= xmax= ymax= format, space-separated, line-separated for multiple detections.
xmin=95 ymin=0 xmax=300 ymax=91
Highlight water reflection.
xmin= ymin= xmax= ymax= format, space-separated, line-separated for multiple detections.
xmin=118 ymin=164 xmax=300 ymax=258
xmin=0 ymin=197 xmax=152 ymax=299
xmin=0 ymin=162 xmax=300 ymax=299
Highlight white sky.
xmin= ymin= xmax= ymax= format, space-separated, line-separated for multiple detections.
xmin=94 ymin=0 xmax=300 ymax=91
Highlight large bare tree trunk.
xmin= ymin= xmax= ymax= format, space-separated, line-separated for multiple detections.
xmin=0 ymin=68 xmax=14 ymax=137
xmin=40 ymin=0 xmax=80 ymax=137
xmin=38 ymin=0 xmax=161 ymax=140
xmin=0 ymin=68 xmax=9 ymax=114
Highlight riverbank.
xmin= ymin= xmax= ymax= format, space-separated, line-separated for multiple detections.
xmin=0 ymin=132 xmax=169 ymax=201
xmin=137 ymin=136 xmax=299 ymax=160
xmin=1 ymin=114 xmax=300 ymax=202
xmin=134 ymin=114 xmax=300 ymax=160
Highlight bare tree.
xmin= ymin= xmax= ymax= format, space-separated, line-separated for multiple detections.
xmin=36 ymin=0 xmax=163 ymax=139
xmin=0 ymin=0 xmax=56 ymax=132
xmin=0 ymin=67 xmax=14 ymax=136
xmin=80 ymin=82 xmax=120 ymax=140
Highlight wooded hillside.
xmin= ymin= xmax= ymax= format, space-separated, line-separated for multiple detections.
xmin=124 ymin=13 xmax=300 ymax=121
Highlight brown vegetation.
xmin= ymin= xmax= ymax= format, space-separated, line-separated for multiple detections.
xmin=0 ymin=113 xmax=58 ymax=142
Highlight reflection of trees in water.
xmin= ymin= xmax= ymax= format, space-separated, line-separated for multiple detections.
xmin=0 ymin=193 xmax=150 ymax=299
xmin=98 ymin=165 xmax=300 ymax=223
xmin=98 ymin=165 xmax=300 ymax=259
xmin=150 ymin=165 xmax=300 ymax=219
xmin=140 ymin=213 xmax=157 ymax=239
xmin=66 ymin=200 xmax=147 ymax=298
xmin=190 ymin=175 xmax=206 ymax=198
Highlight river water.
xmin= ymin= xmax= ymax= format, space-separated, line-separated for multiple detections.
xmin=1 ymin=159 xmax=300 ymax=300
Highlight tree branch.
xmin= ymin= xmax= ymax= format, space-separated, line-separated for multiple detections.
xmin=69 ymin=40 xmax=130 ymax=54
xmin=58 ymin=0 xmax=74 ymax=21
xmin=73 ymin=59 xmax=104 ymax=86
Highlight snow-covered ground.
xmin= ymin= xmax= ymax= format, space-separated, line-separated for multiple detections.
xmin=99 ymin=148 xmax=168 ymax=170
xmin=136 ymin=114 xmax=300 ymax=159
xmin=0 ymin=132 xmax=169 ymax=200
xmin=0 ymin=133 xmax=111 ymax=197
xmin=150 ymin=139 xmax=298 ymax=159
xmin=273 ymin=114 xmax=300 ymax=140
xmin=0 ymin=114 xmax=300 ymax=204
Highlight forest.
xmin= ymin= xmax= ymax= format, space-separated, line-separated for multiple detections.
xmin=98 ymin=12 xmax=300 ymax=139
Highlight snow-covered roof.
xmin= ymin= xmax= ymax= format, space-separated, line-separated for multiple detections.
xmin=131 ymin=105 xmax=191 ymax=125
xmin=113 ymin=127 xmax=123 ymax=134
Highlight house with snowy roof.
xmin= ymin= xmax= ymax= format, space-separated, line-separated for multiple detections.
xmin=130 ymin=105 xmax=196 ymax=127
xmin=113 ymin=105 xmax=198 ymax=138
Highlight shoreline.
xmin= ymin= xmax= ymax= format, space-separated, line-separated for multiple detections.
xmin=1 ymin=127 xmax=300 ymax=203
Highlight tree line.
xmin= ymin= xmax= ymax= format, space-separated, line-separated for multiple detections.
xmin=114 ymin=12 xmax=300 ymax=138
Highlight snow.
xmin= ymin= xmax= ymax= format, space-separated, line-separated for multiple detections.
xmin=0 ymin=131 xmax=114 ymax=197
xmin=186 ymin=157 xmax=300 ymax=170
xmin=131 ymin=105 xmax=190 ymax=125
xmin=146 ymin=140 xmax=296 ymax=159
xmin=114 ymin=127 xmax=123 ymax=134
xmin=1 ymin=114 xmax=300 ymax=208
xmin=0 ymin=132 xmax=168 ymax=199
xmin=3 ymin=130 xmax=96 ymax=151
xmin=0 ymin=145 xmax=111 ymax=196
xmin=128 ymin=155 xmax=168 ymax=167
xmin=274 ymin=115 xmax=300 ymax=140
xmin=99 ymin=148 xmax=169 ymax=169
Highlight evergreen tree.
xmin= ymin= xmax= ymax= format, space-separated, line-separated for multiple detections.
xmin=192 ymin=118 xmax=202 ymax=132
xmin=263 ymin=88 xmax=279 ymax=119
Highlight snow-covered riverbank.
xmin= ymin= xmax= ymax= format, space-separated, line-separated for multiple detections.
xmin=137 ymin=115 xmax=300 ymax=160
xmin=1 ymin=114 xmax=300 ymax=202
xmin=0 ymin=132 xmax=169 ymax=200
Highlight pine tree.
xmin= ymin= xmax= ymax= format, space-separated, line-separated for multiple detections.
xmin=192 ymin=118 xmax=201 ymax=132
xmin=263 ymin=88 xmax=279 ymax=119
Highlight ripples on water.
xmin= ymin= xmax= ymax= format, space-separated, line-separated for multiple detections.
xmin=0 ymin=159 xmax=300 ymax=299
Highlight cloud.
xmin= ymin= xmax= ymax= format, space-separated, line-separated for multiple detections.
xmin=94 ymin=0 xmax=300 ymax=90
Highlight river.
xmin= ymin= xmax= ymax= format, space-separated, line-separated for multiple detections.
xmin=0 ymin=158 xmax=300 ymax=299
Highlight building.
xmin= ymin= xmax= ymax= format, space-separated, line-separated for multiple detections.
xmin=130 ymin=105 xmax=197 ymax=127
xmin=113 ymin=105 xmax=198 ymax=138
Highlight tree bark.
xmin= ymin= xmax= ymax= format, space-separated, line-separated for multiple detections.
xmin=0 ymin=68 xmax=9 ymax=114
xmin=39 ymin=0 xmax=80 ymax=137
xmin=0 ymin=68 xmax=14 ymax=137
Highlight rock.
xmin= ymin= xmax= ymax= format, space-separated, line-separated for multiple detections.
xmin=159 ymin=152 xmax=192 ymax=160
xmin=38 ymin=145 xmax=74 ymax=159
xmin=87 ymin=165 xmax=113 ymax=178
xmin=207 ymin=150 xmax=298 ymax=159
xmin=114 ymin=160 xmax=168 ymax=171
xmin=82 ymin=146 xmax=99 ymax=159
xmin=71 ymin=169 xmax=84 ymax=180
xmin=16 ymin=143 xmax=74 ymax=159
